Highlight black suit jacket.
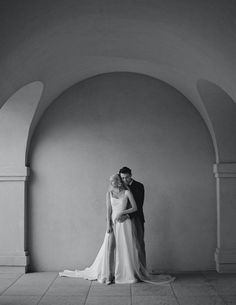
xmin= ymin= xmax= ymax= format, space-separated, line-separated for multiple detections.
xmin=128 ymin=180 xmax=145 ymax=223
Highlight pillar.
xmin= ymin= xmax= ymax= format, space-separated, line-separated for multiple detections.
xmin=0 ymin=166 xmax=29 ymax=273
xmin=214 ymin=163 xmax=236 ymax=272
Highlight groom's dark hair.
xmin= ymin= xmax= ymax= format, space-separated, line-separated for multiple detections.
xmin=119 ymin=166 xmax=132 ymax=175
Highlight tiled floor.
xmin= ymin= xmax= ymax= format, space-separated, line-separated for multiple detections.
xmin=0 ymin=271 xmax=236 ymax=305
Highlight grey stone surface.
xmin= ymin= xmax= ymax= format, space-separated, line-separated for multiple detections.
xmin=207 ymin=277 xmax=236 ymax=295
xmin=172 ymin=283 xmax=218 ymax=297
xmin=39 ymin=295 xmax=86 ymax=305
xmin=46 ymin=278 xmax=91 ymax=296
xmin=0 ymin=272 xmax=236 ymax=305
xmin=220 ymin=295 xmax=236 ymax=304
xmin=132 ymin=295 xmax=178 ymax=305
xmin=89 ymin=281 xmax=130 ymax=296
xmin=132 ymin=283 xmax=174 ymax=296
xmin=212 ymin=283 xmax=236 ymax=296
xmin=3 ymin=272 xmax=57 ymax=296
xmin=55 ymin=277 xmax=91 ymax=287
xmin=177 ymin=296 xmax=226 ymax=305
xmin=0 ymin=279 xmax=19 ymax=294
xmin=172 ymin=273 xmax=207 ymax=285
xmin=0 ymin=295 xmax=40 ymax=305
xmin=85 ymin=296 xmax=131 ymax=305
xmin=0 ymin=273 xmax=23 ymax=280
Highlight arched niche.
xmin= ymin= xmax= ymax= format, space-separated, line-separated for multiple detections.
xmin=0 ymin=81 xmax=43 ymax=272
xmin=197 ymin=80 xmax=236 ymax=163
xmin=197 ymin=79 xmax=236 ymax=272
xmin=28 ymin=73 xmax=216 ymax=272
xmin=0 ymin=81 xmax=44 ymax=171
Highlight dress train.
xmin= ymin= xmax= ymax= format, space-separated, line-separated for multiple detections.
xmin=59 ymin=191 xmax=175 ymax=284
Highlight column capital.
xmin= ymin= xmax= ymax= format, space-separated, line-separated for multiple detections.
xmin=213 ymin=163 xmax=236 ymax=178
xmin=0 ymin=166 xmax=30 ymax=181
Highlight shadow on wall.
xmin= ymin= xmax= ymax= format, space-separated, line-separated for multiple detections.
xmin=0 ymin=81 xmax=44 ymax=168
xmin=197 ymin=79 xmax=236 ymax=163
xmin=27 ymin=72 xmax=215 ymax=272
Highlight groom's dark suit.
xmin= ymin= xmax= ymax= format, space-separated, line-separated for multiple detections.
xmin=128 ymin=179 xmax=146 ymax=268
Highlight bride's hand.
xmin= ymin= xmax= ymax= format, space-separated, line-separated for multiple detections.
xmin=106 ymin=225 xmax=113 ymax=234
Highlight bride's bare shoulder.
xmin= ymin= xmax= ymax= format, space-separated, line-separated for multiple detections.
xmin=124 ymin=189 xmax=131 ymax=196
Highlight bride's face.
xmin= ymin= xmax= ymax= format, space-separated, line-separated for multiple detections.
xmin=111 ymin=179 xmax=121 ymax=189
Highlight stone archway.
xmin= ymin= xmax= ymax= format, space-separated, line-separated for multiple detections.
xmin=197 ymin=80 xmax=236 ymax=272
xmin=1 ymin=76 xmax=236 ymax=273
xmin=0 ymin=81 xmax=43 ymax=272
xmin=27 ymin=73 xmax=216 ymax=272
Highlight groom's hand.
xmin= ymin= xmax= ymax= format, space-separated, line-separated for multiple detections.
xmin=117 ymin=214 xmax=129 ymax=223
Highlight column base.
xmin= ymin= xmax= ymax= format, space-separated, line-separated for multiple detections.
xmin=0 ymin=252 xmax=29 ymax=274
xmin=215 ymin=248 xmax=236 ymax=273
xmin=0 ymin=266 xmax=26 ymax=273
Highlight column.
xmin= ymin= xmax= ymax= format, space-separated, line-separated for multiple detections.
xmin=214 ymin=163 xmax=236 ymax=272
xmin=0 ymin=166 xmax=29 ymax=273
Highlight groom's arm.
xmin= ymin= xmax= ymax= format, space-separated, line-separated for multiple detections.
xmin=117 ymin=214 xmax=129 ymax=222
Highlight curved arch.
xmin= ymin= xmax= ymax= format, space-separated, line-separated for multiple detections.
xmin=0 ymin=81 xmax=44 ymax=172
xmin=26 ymin=70 xmax=218 ymax=164
xmin=0 ymin=81 xmax=44 ymax=272
xmin=197 ymin=79 xmax=236 ymax=163
xmin=0 ymin=2 xmax=232 ymax=165
xmin=28 ymin=72 xmax=216 ymax=271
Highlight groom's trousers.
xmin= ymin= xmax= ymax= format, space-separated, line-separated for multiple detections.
xmin=131 ymin=216 xmax=146 ymax=268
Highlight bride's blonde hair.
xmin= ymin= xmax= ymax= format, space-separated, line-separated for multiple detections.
xmin=109 ymin=173 xmax=127 ymax=191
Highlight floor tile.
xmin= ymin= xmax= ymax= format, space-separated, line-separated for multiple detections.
xmin=39 ymin=295 xmax=86 ymax=305
xmin=172 ymin=273 xmax=207 ymax=285
xmin=207 ymin=277 xmax=236 ymax=285
xmin=177 ymin=295 xmax=226 ymax=305
xmin=221 ymin=295 xmax=236 ymax=304
xmin=209 ymin=279 xmax=236 ymax=295
xmin=46 ymin=279 xmax=91 ymax=296
xmin=0 ymin=295 xmax=40 ymax=305
xmin=3 ymin=272 xmax=57 ymax=296
xmin=202 ymin=271 xmax=221 ymax=279
xmin=53 ymin=277 xmax=91 ymax=287
xmin=0 ymin=279 xmax=18 ymax=294
xmin=18 ymin=272 xmax=58 ymax=282
xmin=172 ymin=283 xmax=218 ymax=297
xmin=132 ymin=295 xmax=178 ymax=305
xmin=132 ymin=283 xmax=174 ymax=296
xmin=203 ymin=271 xmax=236 ymax=280
xmin=89 ymin=282 xmax=130 ymax=296
xmin=85 ymin=296 xmax=131 ymax=305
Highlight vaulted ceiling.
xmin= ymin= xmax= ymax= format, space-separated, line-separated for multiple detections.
xmin=1 ymin=0 xmax=236 ymax=167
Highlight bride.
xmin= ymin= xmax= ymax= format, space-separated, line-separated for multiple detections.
xmin=59 ymin=174 xmax=175 ymax=285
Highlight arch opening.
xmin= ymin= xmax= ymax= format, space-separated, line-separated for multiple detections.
xmin=28 ymin=73 xmax=216 ymax=272
xmin=197 ymin=79 xmax=236 ymax=163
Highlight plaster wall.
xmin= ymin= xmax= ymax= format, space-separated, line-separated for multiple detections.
xmin=28 ymin=73 xmax=216 ymax=272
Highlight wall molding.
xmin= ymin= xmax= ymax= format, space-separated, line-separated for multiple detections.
xmin=215 ymin=247 xmax=236 ymax=272
xmin=213 ymin=163 xmax=236 ymax=178
xmin=0 ymin=166 xmax=30 ymax=181
xmin=0 ymin=251 xmax=28 ymax=266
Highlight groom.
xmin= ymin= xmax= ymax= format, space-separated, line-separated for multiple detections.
xmin=118 ymin=166 xmax=146 ymax=268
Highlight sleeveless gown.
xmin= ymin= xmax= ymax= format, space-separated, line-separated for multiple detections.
xmin=59 ymin=191 xmax=175 ymax=284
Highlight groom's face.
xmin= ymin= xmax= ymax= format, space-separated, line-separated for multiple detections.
xmin=120 ymin=173 xmax=132 ymax=186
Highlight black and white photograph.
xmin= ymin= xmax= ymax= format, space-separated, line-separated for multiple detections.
xmin=0 ymin=1 xmax=236 ymax=304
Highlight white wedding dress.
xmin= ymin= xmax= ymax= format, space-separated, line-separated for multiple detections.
xmin=59 ymin=191 xmax=175 ymax=284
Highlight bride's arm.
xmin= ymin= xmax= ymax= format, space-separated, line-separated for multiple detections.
xmin=106 ymin=191 xmax=113 ymax=233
